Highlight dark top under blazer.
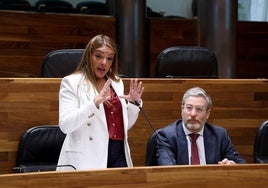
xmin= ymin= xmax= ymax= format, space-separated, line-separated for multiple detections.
xmin=156 ymin=120 xmax=246 ymax=165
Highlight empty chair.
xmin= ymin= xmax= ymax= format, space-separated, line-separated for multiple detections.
xmin=156 ymin=46 xmax=218 ymax=78
xmin=253 ymin=120 xmax=268 ymax=163
xmin=76 ymin=1 xmax=109 ymax=15
xmin=35 ymin=0 xmax=75 ymax=13
xmin=0 ymin=0 xmax=32 ymax=11
xmin=41 ymin=49 xmax=84 ymax=78
xmin=145 ymin=130 xmax=160 ymax=166
xmin=13 ymin=125 xmax=67 ymax=173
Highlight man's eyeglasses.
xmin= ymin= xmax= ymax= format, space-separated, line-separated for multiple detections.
xmin=183 ymin=105 xmax=207 ymax=114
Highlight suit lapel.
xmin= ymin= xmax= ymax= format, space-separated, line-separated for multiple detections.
xmin=176 ymin=122 xmax=189 ymax=165
xmin=203 ymin=126 xmax=216 ymax=164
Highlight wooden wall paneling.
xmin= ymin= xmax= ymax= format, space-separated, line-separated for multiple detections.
xmin=0 ymin=78 xmax=60 ymax=174
xmin=2 ymin=11 xmax=268 ymax=79
xmin=0 ymin=78 xmax=268 ymax=174
xmin=0 ymin=10 xmax=115 ymax=77
xmin=0 ymin=11 xmax=200 ymax=79
xmin=148 ymin=18 xmax=200 ymax=77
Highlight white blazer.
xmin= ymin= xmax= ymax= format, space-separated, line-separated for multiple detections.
xmin=56 ymin=73 xmax=141 ymax=171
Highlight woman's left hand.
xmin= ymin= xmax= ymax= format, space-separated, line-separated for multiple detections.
xmin=120 ymin=78 xmax=144 ymax=105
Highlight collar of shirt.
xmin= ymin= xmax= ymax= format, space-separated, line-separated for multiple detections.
xmin=182 ymin=121 xmax=206 ymax=165
xmin=182 ymin=121 xmax=204 ymax=136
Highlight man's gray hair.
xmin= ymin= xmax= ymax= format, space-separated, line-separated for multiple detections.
xmin=182 ymin=87 xmax=212 ymax=109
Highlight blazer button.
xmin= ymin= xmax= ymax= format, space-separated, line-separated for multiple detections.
xmin=87 ymin=122 xmax=91 ymax=126
xmin=89 ymin=137 xmax=93 ymax=141
xmin=88 ymin=113 xmax=95 ymax=118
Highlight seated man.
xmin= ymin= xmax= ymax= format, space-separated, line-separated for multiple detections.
xmin=156 ymin=87 xmax=246 ymax=165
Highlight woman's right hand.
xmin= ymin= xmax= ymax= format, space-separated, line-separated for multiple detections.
xmin=94 ymin=79 xmax=112 ymax=108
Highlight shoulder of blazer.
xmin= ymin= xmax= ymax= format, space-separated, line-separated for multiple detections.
xmin=204 ymin=122 xmax=227 ymax=136
xmin=62 ymin=72 xmax=85 ymax=83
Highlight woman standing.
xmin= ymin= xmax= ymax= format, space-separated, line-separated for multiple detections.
xmin=57 ymin=35 xmax=144 ymax=171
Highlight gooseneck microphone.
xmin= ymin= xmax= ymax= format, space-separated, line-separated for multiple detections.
xmin=57 ymin=164 xmax=77 ymax=170
xmin=134 ymin=100 xmax=157 ymax=133
xmin=134 ymin=100 xmax=175 ymax=165
xmin=13 ymin=164 xmax=76 ymax=173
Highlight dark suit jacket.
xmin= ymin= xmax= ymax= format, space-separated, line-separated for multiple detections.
xmin=156 ymin=120 xmax=246 ymax=165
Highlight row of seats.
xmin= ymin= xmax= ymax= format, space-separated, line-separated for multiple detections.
xmin=0 ymin=0 xmax=184 ymax=17
xmin=0 ymin=0 xmax=110 ymax=15
xmin=13 ymin=120 xmax=268 ymax=172
xmin=41 ymin=46 xmax=219 ymax=78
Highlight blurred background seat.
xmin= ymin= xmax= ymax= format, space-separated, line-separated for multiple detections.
xmin=76 ymin=1 xmax=109 ymax=15
xmin=147 ymin=6 xmax=162 ymax=17
xmin=0 ymin=0 xmax=32 ymax=11
xmin=253 ymin=120 xmax=268 ymax=163
xmin=34 ymin=0 xmax=75 ymax=13
xmin=156 ymin=46 xmax=218 ymax=78
xmin=41 ymin=49 xmax=84 ymax=78
xmin=145 ymin=130 xmax=160 ymax=166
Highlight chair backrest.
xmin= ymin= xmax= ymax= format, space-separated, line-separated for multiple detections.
xmin=156 ymin=46 xmax=218 ymax=78
xmin=253 ymin=120 xmax=268 ymax=163
xmin=41 ymin=49 xmax=84 ymax=78
xmin=147 ymin=6 xmax=162 ymax=17
xmin=0 ymin=0 xmax=32 ymax=10
xmin=76 ymin=1 xmax=109 ymax=15
xmin=145 ymin=130 xmax=159 ymax=166
xmin=13 ymin=125 xmax=66 ymax=173
xmin=35 ymin=0 xmax=75 ymax=13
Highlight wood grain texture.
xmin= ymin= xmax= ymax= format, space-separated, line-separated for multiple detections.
xmin=0 ymin=11 xmax=199 ymax=78
xmin=149 ymin=18 xmax=200 ymax=77
xmin=0 ymin=164 xmax=268 ymax=187
xmin=0 ymin=78 xmax=267 ymax=174
xmin=0 ymin=10 xmax=115 ymax=77
xmin=1 ymin=11 xmax=268 ymax=79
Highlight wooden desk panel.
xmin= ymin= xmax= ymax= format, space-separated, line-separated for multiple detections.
xmin=0 ymin=164 xmax=268 ymax=187
xmin=0 ymin=10 xmax=115 ymax=78
xmin=0 ymin=78 xmax=268 ymax=174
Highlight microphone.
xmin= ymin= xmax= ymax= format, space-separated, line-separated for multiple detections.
xmin=13 ymin=164 xmax=76 ymax=173
xmin=134 ymin=100 xmax=156 ymax=133
xmin=135 ymin=100 xmax=175 ymax=165
xmin=57 ymin=164 xmax=77 ymax=170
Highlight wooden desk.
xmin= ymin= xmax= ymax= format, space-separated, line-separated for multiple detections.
xmin=0 ymin=164 xmax=268 ymax=187
xmin=0 ymin=78 xmax=268 ymax=174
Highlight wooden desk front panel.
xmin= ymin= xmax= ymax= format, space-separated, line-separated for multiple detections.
xmin=0 ymin=165 xmax=268 ymax=187
xmin=0 ymin=78 xmax=267 ymax=174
